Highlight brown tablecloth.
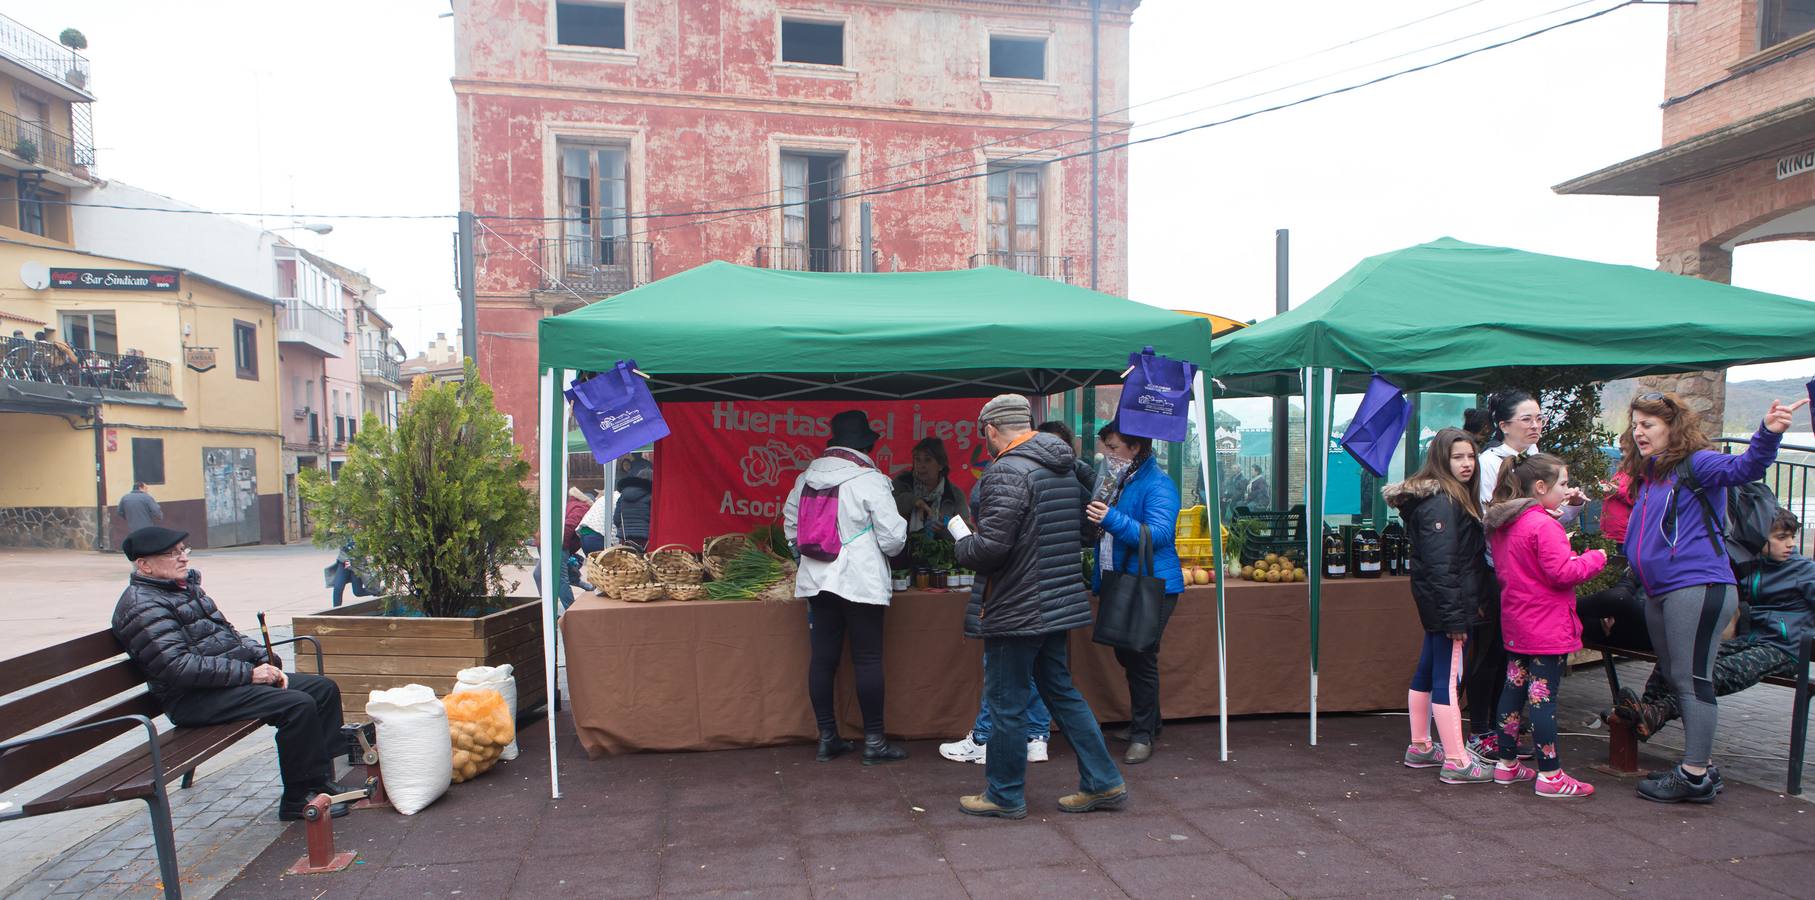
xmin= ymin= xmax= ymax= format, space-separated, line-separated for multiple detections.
xmin=561 ymin=577 xmax=1422 ymax=756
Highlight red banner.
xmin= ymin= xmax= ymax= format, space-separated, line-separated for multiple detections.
xmin=650 ymin=399 xmax=990 ymax=549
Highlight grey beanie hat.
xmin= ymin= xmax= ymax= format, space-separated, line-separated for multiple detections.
xmin=978 ymin=394 xmax=1032 ymax=428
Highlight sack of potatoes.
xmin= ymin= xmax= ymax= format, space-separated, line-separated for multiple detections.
xmin=443 ymin=688 xmax=515 ymax=784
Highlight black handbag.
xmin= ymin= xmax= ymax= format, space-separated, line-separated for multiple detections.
xmin=1092 ymin=524 xmax=1167 ymax=653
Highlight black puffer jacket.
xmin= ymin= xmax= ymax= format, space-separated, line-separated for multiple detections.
xmin=614 ymin=475 xmax=652 ymax=543
xmin=111 ymin=570 xmax=268 ymax=706
xmin=957 ymin=432 xmax=1092 ymax=638
xmin=1383 ymin=479 xmax=1486 ymax=634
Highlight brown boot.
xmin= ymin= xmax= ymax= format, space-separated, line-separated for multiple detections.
xmin=1057 ymin=783 xmax=1127 ymax=814
xmin=959 ymin=793 xmax=1027 ymax=819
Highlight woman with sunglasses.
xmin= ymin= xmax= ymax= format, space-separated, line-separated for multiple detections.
xmin=1462 ymin=390 xmax=1587 ymax=756
xmin=1617 ymin=390 xmax=1805 ymax=803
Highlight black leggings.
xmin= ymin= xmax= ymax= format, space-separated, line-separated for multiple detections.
xmin=1465 ymin=577 xmax=1505 ymax=737
xmin=1496 ymin=654 xmax=1567 ymax=772
xmin=807 ymin=592 xmax=887 ymax=735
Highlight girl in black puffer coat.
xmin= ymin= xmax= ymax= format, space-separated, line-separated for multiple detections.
xmin=1383 ymin=427 xmax=1492 ymax=785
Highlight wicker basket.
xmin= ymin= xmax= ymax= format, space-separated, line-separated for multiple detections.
xmin=616 ymin=581 xmax=669 ymax=603
xmin=665 ymin=581 xmax=706 ymax=601
xmin=648 ymin=544 xmax=705 ymax=585
xmin=702 ymin=533 xmax=753 ymax=580
xmin=583 ymin=545 xmax=652 ymax=599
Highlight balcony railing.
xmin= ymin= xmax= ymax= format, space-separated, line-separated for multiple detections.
xmin=754 ymin=246 xmax=877 ymax=273
xmin=359 ymin=350 xmax=400 ymax=385
xmin=0 ymin=108 xmax=91 ymax=176
xmin=1 ymin=339 xmax=173 ymax=397
xmin=0 ymin=14 xmax=92 ymax=95
xmin=538 ymin=236 xmax=654 ymax=295
xmin=277 ymin=301 xmax=347 ymax=355
xmin=970 ymin=252 xmax=1074 ymax=283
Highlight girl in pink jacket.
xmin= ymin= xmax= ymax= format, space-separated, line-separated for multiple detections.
xmin=1483 ymin=453 xmax=1607 ymax=798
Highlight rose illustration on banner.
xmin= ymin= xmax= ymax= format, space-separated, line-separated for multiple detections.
xmin=740 ymin=440 xmax=814 ymax=487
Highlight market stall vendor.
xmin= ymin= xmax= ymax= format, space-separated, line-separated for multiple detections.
xmin=893 ymin=437 xmax=971 ymax=539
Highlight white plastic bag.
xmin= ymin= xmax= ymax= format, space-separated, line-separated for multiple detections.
xmin=365 ymin=684 xmax=451 ymax=815
xmin=452 ymin=664 xmax=519 ymax=760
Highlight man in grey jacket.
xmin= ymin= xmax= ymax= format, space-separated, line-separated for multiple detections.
xmin=952 ymin=395 xmax=1124 ymax=819
xmin=118 ymin=482 xmax=162 ymax=544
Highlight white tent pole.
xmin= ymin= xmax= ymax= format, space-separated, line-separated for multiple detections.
xmin=1191 ymin=370 xmax=1227 ymax=761
xmin=540 ymin=367 xmax=565 ymax=800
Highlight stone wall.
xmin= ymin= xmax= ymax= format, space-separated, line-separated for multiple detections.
xmin=0 ymin=506 xmax=99 ymax=550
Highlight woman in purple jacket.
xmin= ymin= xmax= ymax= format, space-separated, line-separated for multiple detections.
xmin=1617 ymin=391 xmax=1805 ymax=804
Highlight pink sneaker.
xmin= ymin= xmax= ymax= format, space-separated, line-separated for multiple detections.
xmin=1535 ymin=771 xmax=1595 ymax=799
xmin=1494 ymin=761 xmax=1536 ymax=785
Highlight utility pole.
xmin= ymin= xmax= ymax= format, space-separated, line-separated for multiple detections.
xmin=1272 ymin=229 xmax=1290 ymax=512
xmin=1089 ymin=0 xmax=1101 ymax=294
xmin=860 ymin=202 xmax=875 ymax=272
xmin=457 ymin=211 xmax=478 ymax=363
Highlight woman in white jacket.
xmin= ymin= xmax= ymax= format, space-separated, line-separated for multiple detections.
xmin=784 ymin=410 xmax=909 ymax=765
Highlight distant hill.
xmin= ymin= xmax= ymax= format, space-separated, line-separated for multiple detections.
xmin=1602 ymin=375 xmax=1812 ymax=435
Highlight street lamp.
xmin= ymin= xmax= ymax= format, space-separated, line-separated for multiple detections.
xmin=270 ymin=223 xmax=334 ymax=235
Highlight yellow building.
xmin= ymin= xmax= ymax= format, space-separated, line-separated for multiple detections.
xmin=0 ymin=239 xmax=283 ymax=549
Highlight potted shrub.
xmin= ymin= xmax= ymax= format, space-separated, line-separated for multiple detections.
xmin=294 ymin=361 xmax=541 ymax=723
xmin=13 ymin=137 xmax=37 ymax=163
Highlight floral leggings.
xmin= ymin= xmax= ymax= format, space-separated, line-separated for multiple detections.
xmin=1495 ymin=654 xmax=1566 ymax=772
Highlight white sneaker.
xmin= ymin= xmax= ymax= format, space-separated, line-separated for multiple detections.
xmin=1027 ymin=737 xmax=1049 ymax=763
xmin=939 ymin=735 xmax=987 ymax=764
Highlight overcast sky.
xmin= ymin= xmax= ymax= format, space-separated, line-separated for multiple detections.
xmin=25 ymin=0 xmax=1812 ymax=382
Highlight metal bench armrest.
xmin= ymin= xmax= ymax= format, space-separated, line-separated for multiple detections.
xmin=268 ymin=634 xmax=323 ymax=674
xmin=0 ymin=714 xmax=166 ymax=809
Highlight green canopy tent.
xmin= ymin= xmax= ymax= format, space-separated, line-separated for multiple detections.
xmin=535 ymin=262 xmax=1222 ymax=797
xmin=1209 ymin=237 xmax=1815 ymax=745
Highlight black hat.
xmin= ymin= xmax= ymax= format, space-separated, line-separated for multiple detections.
xmin=124 ymin=526 xmax=188 ymax=561
xmin=826 ymin=410 xmax=880 ymax=452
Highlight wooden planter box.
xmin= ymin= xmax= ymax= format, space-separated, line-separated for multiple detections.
xmin=294 ymin=597 xmax=546 ymax=724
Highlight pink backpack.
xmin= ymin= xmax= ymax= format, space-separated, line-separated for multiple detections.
xmin=796 ymin=449 xmax=875 ymax=562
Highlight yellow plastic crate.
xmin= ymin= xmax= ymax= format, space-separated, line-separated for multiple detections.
xmin=1175 ymin=505 xmax=1207 ymax=539
xmin=1176 ymin=537 xmax=1214 ymax=566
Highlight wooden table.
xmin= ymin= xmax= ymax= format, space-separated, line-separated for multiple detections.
xmin=560 ymin=577 xmax=1422 ymax=756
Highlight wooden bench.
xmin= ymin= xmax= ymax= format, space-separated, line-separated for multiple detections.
xmin=1585 ymin=634 xmax=1811 ymax=795
xmin=0 ymin=630 xmax=321 ymax=900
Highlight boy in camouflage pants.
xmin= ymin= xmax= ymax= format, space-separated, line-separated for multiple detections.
xmin=1611 ymin=509 xmax=1813 ymax=739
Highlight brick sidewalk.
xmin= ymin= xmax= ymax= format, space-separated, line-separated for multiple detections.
xmin=216 ymin=713 xmax=1813 ymax=899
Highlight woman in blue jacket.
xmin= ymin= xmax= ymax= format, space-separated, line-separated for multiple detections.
xmin=1616 ymin=390 xmax=1803 ymax=804
xmin=1086 ymin=421 xmax=1185 ymax=765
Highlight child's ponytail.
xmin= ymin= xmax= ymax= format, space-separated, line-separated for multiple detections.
xmin=1491 ymin=452 xmax=1565 ymax=506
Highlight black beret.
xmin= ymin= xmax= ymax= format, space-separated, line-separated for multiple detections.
xmin=124 ymin=526 xmax=189 ymax=561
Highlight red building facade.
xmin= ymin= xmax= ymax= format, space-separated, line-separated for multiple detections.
xmin=1557 ymin=0 xmax=1815 ymax=426
xmin=453 ymin=0 xmax=1139 ymax=469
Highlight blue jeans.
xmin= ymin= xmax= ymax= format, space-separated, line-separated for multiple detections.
xmin=329 ymin=566 xmax=371 ymax=608
xmin=982 ymin=632 xmax=1122 ymax=810
xmin=532 ymin=554 xmax=585 ymax=610
xmin=971 ymin=653 xmax=1050 ymax=742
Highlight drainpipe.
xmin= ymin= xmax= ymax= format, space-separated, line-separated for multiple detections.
xmin=91 ymin=401 xmax=106 ymax=551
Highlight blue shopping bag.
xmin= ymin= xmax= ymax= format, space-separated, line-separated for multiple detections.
xmin=566 ymin=360 xmax=669 ymax=464
xmin=1339 ymin=374 xmax=1409 ymax=478
xmin=1115 ymin=346 xmax=1196 ymax=443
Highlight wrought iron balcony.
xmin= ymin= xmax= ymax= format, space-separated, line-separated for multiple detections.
xmin=277 ymin=301 xmax=347 ymax=357
xmin=359 ymin=350 xmax=400 ymax=386
xmin=0 ymin=108 xmax=91 ymax=177
xmin=538 ymin=236 xmax=654 ymax=295
xmin=0 ymin=14 xmax=92 ymax=96
xmin=970 ymin=252 xmax=1074 ymax=284
xmin=1 ymin=339 xmax=173 ymax=397
xmin=754 ymin=246 xmax=876 ymax=273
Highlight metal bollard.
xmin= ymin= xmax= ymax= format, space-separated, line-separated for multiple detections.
xmin=286 ymin=794 xmax=359 ymax=874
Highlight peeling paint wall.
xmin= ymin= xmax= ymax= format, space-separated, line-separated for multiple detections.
xmin=454 ymin=0 xmax=1139 ymax=470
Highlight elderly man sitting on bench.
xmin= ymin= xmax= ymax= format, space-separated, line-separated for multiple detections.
xmin=1607 ymin=509 xmax=1815 ymax=740
xmin=111 ymin=526 xmax=351 ymax=821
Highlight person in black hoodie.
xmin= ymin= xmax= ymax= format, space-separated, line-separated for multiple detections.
xmin=1383 ymin=427 xmax=1493 ymax=784
xmin=613 ymin=455 xmax=653 ymax=550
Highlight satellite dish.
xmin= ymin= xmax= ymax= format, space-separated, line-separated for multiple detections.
xmin=20 ymin=261 xmax=49 ymax=290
